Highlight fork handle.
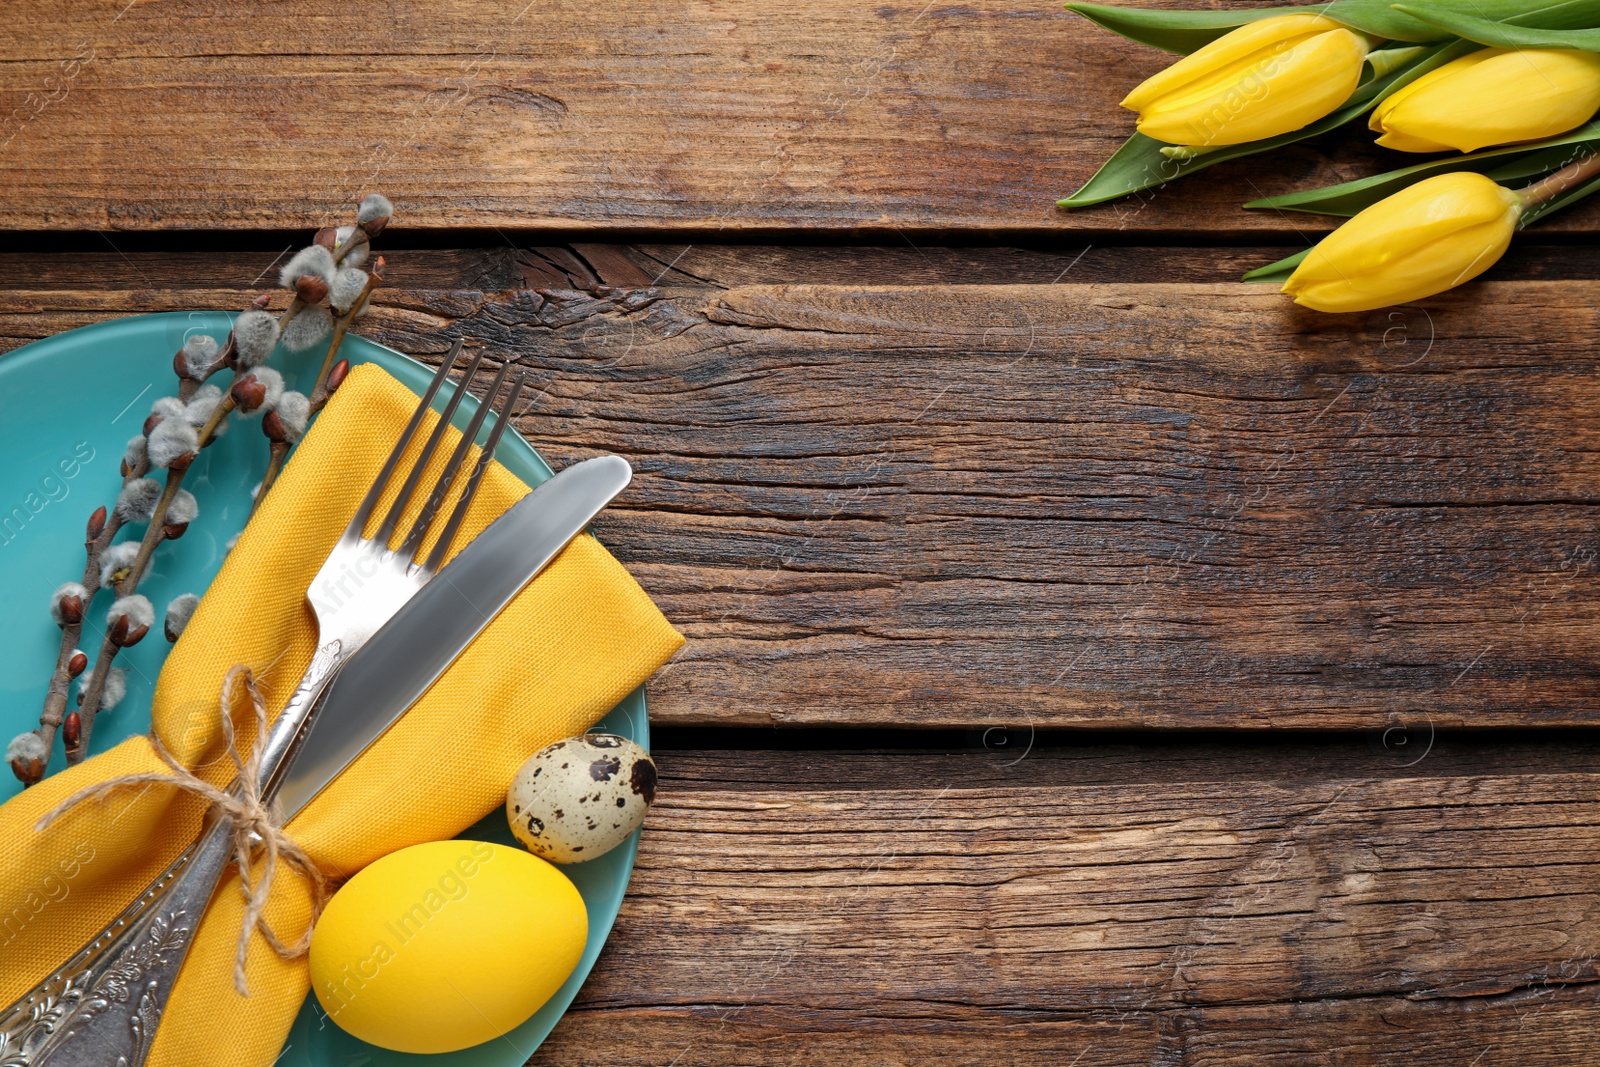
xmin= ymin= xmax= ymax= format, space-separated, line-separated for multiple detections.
xmin=0 ymin=639 xmax=344 ymax=1067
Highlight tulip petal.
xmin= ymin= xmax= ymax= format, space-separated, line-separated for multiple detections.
xmin=1122 ymin=14 xmax=1351 ymax=112
xmin=1133 ymin=28 xmax=1369 ymax=147
xmin=1300 ymin=172 xmax=1517 ymax=265
xmin=1282 ymin=173 xmax=1520 ymax=312
xmin=1375 ymin=129 xmax=1457 ymax=153
xmin=1372 ymin=47 xmax=1600 ymax=153
xmin=1285 ymin=215 xmax=1512 ymax=310
xmin=1369 ymin=44 xmax=1499 ymax=130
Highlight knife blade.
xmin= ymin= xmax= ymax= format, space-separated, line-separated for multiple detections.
xmin=271 ymin=453 xmax=633 ymax=818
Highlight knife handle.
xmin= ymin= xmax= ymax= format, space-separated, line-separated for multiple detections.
xmin=0 ymin=639 xmax=344 ymax=1067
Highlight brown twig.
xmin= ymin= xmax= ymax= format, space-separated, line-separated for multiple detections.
xmin=68 ymin=382 xmax=247 ymax=762
xmin=68 ymin=629 xmax=129 ymax=763
xmin=249 ymin=246 xmax=384 ymax=517
xmin=250 ymin=441 xmax=291 ymax=521
xmin=22 ymin=507 xmax=125 ymax=781
xmin=69 ymin=451 xmax=200 ymax=762
xmin=309 ymin=257 xmax=384 ymax=406
xmin=329 ymin=225 xmax=372 ymax=266
xmin=116 ymin=466 xmax=188 ymax=593
xmin=19 ymin=418 xmax=156 ymax=782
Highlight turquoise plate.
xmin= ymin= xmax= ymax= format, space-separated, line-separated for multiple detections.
xmin=0 ymin=312 xmax=644 ymax=1065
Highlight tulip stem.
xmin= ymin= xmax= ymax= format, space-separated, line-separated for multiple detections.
xmin=1517 ymin=150 xmax=1600 ymax=209
xmin=1365 ymin=45 xmax=1428 ymax=79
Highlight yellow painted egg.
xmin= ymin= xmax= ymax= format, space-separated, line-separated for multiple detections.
xmin=309 ymin=840 xmax=587 ymax=1053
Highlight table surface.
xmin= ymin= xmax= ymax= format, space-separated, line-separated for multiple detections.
xmin=3 ymin=3 xmax=1599 ymax=1064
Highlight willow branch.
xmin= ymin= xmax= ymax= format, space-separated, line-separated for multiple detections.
xmin=27 ymin=193 xmax=392 ymax=780
xmin=66 ymin=628 xmax=126 ymax=764
xmin=68 ymin=396 xmax=234 ymax=764
xmin=310 ymin=257 xmax=384 ymax=406
xmin=250 ymin=441 xmax=291 ymax=521
xmin=22 ymin=510 xmax=124 ymax=781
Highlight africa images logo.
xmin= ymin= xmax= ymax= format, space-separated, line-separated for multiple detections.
xmin=0 ymin=442 xmax=97 ymax=548
xmin=316 ymin=841 xmax=498 ymax=1018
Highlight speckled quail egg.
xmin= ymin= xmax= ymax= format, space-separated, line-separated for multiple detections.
xmin=506 ymin=733 xmax=656 ymax=863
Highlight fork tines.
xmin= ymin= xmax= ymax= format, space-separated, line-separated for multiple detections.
xmin=348 ymin=340 xmax=529 ymax=573
xmin=424 ymin=368 xmax=527 ymax=572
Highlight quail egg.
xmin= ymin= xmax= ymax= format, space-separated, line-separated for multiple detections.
xmin=506 ymin=733 xmax=656 ymax=863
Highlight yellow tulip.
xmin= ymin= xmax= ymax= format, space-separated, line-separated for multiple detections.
xmin=1282 ymin=172 xmax=1521 ymax=312
xmin=1371 ymin=47 xmax=1600 ymax=153
xmin=1123 ymin=14 xmax=1371 ymax=148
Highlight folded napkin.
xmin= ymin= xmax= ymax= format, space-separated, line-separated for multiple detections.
xmin=0 ymin=363 xmax=683 ymax=1066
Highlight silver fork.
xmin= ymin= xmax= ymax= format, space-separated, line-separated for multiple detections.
xmin=0 ymin=342 xmax=526 ymax=1067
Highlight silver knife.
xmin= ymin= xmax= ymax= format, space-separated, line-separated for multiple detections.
xmin=271 ymin=452 xmax=633 ymax=818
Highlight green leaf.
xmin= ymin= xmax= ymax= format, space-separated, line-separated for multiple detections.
xmin=1391 ymin=0 xmax=1600 ymax=47
xmin=1068 ymin=0 xmax=1580 ymax=46
xmin=1063 ymin=3 xmax=1304 ymax=55
xmin=1242 ymin=249 xmax=1310 ymax=283
xmin=1243 ymin=119 xmax=1600 ymax=216
xmin=1065 ymin=0 xmax=1600 ymax=49
xmin=1058 ymin=41 xmax=1460 ymax=209
xmin=1484 ymin=142 xmax=1600 ymax=183
xmin=1324 ymin=0 xmax=1595 ymax=40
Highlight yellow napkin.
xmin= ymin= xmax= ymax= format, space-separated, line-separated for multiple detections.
xmin=0 ymin=363 xmax=683 ymax=1066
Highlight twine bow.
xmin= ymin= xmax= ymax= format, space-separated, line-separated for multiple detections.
xmin=36 ymin=665 xmax=331 ymax=996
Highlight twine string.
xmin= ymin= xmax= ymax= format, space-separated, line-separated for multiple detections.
xmin=36 ymin=665 xmax=330 ymax=996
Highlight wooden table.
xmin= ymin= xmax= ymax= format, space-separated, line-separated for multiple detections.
xmin=5 ymin=2 xmax=1600 ymax=1062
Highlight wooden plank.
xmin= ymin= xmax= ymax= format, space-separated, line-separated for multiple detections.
xmin=0 ymin=240 xmax=1595 ymax=297
xmin=628 ymin=241 xmax=1600 ymax=288
xmin=414 ymin=279 xmax=1600 ymax=730
xmin=0 ymin=243 xmax=1291 ymax=291
xmin=526 ymin=761 xmax=1600 ymax=1065
xmin=4 ymin=2 xmax=1598 ymax=238
xmin=2 ymin=277 xmax=1599 ymax=729
xmin=0 ymin=247 xmax=527 ymax=291
xmin=531 ymin=991 xmax=1600 ymax=1066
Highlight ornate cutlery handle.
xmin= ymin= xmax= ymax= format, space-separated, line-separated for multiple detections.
xmin=0 ymin=640 xmax=343 ymax=1067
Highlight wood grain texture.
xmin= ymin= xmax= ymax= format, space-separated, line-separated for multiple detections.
xmin=0 ymin=244 xmax=1289 ymax=292
xmin=627 ymin=241 xmax=1600 ymax=288
xmin=403 ymin=278 xmax=1600 ymax=731
xmin=4 ymin=0 xmax=1598 ymax=238
xmin=527 ymin=761 xmax=1600 ymax=1065
xmin=533 ymin=991 xmax=1600 ymax=1066
xmin=2 ymin=273 xmax=1599 ymax=728
xmin=2 ymin=240 xmax=1599 ymax=292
